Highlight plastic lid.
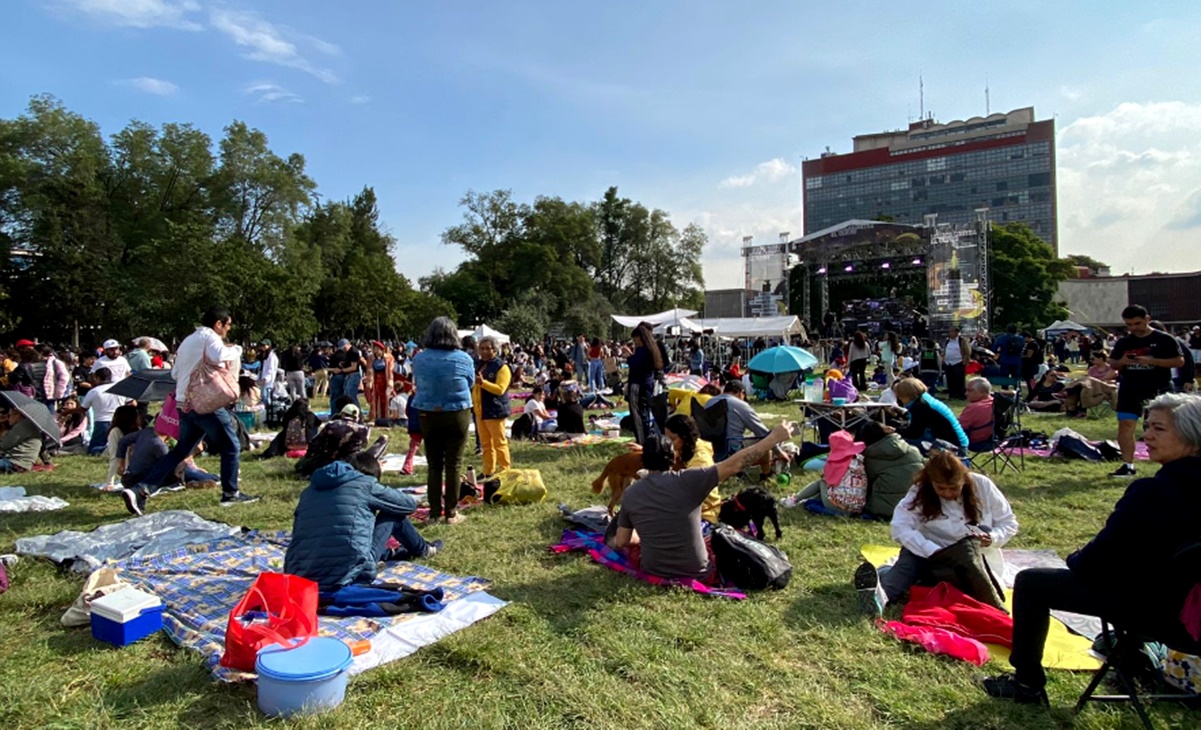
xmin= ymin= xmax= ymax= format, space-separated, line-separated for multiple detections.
xmin=91 ymin=587 xmax=162 ymax=622
xmin=256 ymin=637 xmax=352 ymax=681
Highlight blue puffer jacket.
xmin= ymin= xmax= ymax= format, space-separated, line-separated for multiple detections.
xmin=284 ymin=461 xmax=419 ymax=591
xmin=411 ymin=349 xmax=475 ymax=413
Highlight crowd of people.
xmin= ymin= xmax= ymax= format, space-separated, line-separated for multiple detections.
xmin=3 ymin=301 xmax=1200 ymax=719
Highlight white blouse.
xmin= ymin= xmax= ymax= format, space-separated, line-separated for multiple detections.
xmin=890 ymin=473 xmax=1018 ymax=578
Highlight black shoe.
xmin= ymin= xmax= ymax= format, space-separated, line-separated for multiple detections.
xmin=981 ymin=673 xmax=1049 ymax=706
xmin=1108 ymin=464 xmax=1137 ymax=478
xmin=219 ymin=491 xmax=260 ymax=507
xmin=854 ymin=561 xmax=886 ymax=617
xmin=423 ymin=539 xmax=443 ymax=558
xmin=120 ymin=487 xmax=147 ymax=517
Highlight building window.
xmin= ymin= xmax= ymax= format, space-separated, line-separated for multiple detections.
xmin=1028 ymin=172 xmax=1051 ymax=187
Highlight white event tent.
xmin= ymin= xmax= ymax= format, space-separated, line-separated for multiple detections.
xmin=457 ymin=324 xmax=511 ymax=344
xmin=611 ymin=308 xmax=698 ymax=330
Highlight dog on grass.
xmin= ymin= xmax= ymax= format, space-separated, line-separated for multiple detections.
xmin=590 ymin=452 xmax=645 ymax=515
xmin=718 ymin=486 xmax=783 ymax=540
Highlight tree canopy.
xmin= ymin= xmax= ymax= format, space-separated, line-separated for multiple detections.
xmin=989 ymin=222 xmax=1073 ymax=329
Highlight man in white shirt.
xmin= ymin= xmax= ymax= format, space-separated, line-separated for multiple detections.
xmin=81 ymin=367 xmax=130 ymax=455
xmin=257 ymin=340 xmax=280 ymax=406
xmin=943 ymin=326 xmax=971 ymax=400
xmin=122 ymin=306 xmax=256 ymax=515
xmin=91 ymin=339 xmax=131 ymax=382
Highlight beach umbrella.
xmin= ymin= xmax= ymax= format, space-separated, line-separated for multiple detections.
xmin=108 ymin=370 xmax=176 ymax=402
xmin=747 ymin=345 xmax=819 ymax=374
xmin=0 ymin=390 xmax=61 ymax=445
xmin=316 ymin=340 xmax=333 ymax=348
xmin=664 ymin=373 xmax=708 ymax=392
xmin=135 ymin=336 xmax=169 ymax=352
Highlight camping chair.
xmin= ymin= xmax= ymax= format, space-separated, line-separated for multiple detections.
xmin=978 ymin=377 xmax=1026 ymax=473
xmin=692 ymin=397 xmax=729 ymax=454
xmin=1075 ymin=543 xmax=1201 ymax=729
xmin=750 ymin=372 xmax=771 ymax=401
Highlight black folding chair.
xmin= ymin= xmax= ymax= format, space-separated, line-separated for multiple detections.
xmin=693 ymin=397 xmax=729 ymax=454
xmin=979 ymin=377 xmax=1025 ymax=473
xmin=1075 ymin=543 xmax=1201 ymax=729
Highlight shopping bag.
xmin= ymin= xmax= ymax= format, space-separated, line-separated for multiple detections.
xmin=219 ymin=572 xmax=318 ymax=671
xmin=154 ymin=392 xmax=181 ymax=440
xmin=488 ymin=469 xmax=547 ymax=505
xmin=184 ymin=354 xmax=239 ymax=415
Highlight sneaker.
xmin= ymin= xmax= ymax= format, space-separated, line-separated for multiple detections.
xmin=121 ymin=487 xmax=147 ymax=516
xmin=219 ymin=492 xmax=261 ymax=506
xmin=853 ymin=561 xmax=887 ymax=617
xmin=422 ymin=539 xmax=444 ymax=558
xmin=981 ymin=673 xmax=1049 ymax=706
xmin=1108 ymin=464 xmax=1137 ymax=478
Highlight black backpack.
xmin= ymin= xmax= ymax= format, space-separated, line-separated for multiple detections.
xmin=712 ymin=525 xmax=792 ymax=590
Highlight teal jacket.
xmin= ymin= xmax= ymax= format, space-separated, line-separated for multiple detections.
xmin=284 ymin=461 xmax=418 ymax=591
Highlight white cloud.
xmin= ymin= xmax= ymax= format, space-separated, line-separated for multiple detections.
xmin=210 ymin=9 xmax=339 ymax=83
xmin=243 ymin=82 xmax=304 ymax=104
xmin=350 ymin=95 xmax=371 ymax=105
xmin=1058 ymin=101 xmax=1201 ymax=275
xmin=62 ymin=0 xmax=203 ymax=30
xmin=719 ymin=157 xmax=798 ymax=189
xmin=116 ymin=76 xmax=179 ymax=95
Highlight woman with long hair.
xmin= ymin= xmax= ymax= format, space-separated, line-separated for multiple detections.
xmin=106 ymin=404 xmax=144 ymax=485
xmin=663 ymin=413 xmax=720 ymax=523
xmin=848 ymin=330 xmax=872 ymax=391
xmin=856 ymin=450 xmax=1018 ymax=614
xmin=879 ymin=331 xmax=902 ymax=386
xmin=364 ymin=340 xmax=394 ymax=424
xmin=626 ymin=324 xmax=663 ymax=444
xmin=412 ymin=317 xmax=475 ymax=524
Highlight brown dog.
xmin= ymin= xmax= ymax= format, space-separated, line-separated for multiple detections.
xmin=590 ymin=452 xmax=644 ymax=515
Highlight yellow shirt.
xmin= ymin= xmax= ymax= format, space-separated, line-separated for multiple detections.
xmin=685 ymin=440 xmax=723 ymax=524
xmin=471 ymin=361 xmax=512 ymax=419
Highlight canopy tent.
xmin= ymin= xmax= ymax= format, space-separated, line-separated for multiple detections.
xmin=458 ymin=324 xmax=511 ymax=345
xmin=1044 ymin=320 xmax=1092 ymax=334
xmin=611 ymin=308 xmax=698 ymax=329
xmin=690 ymin=316 xmax=806 ymax=339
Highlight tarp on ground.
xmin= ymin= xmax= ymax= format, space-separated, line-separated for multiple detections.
xmin=690 ymin=316 xmax=805 ymax=339
xmin=611 ymin=308 xmax=699 ymax=329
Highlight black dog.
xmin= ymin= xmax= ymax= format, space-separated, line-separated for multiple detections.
xmin=718 ymin=487 xmax=782 ymax=540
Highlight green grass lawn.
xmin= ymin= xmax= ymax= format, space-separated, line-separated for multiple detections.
xmin=0 ymin=397 xmax=1191 ymax=729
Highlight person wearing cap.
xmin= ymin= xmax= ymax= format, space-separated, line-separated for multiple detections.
xmin=127 ymin=338 xmax=153 ymax=374
xmin=295 ymin=400 xmax=388 ymax=478
xmin=328 ymin=339 xmax=364 ymax=409
xmin=363 ymin=340 xmax=394 ymax=425
xmin=91 ymin=339 xmax=131 ymax=382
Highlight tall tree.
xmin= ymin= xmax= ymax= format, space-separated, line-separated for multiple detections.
xmin=989 ymin=222 xmax=1072 ymax=329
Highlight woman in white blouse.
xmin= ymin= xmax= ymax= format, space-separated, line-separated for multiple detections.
xmin=857 ymin=450 xmax=1018 ymax=613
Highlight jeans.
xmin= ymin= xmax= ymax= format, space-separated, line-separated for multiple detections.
xmin=0 ymin=458 xmax=17 ymax=473
xmin=371 ymin=511 xmax=427 ymax=561
xmin=328 ymin=373 xmax=347 ymax=406
xmin=626 ymin=382 xmax=658 ymax=445
xmin=588 ymin=360 xmax=605 ymax=392
xmin=123 ymin=464 xmax=219 ymax=490
xmin=849 ymin=358 xmax=869 ymax=390
xmin=135 ymin=407 xmax=241 ymax=495
xmin=419 ymin=409 xmax=472 ymax=520
xmin=88 ymin=420 xmax=111 ymax=455
xmin=945 ymin=362 xmax=966 ymax=399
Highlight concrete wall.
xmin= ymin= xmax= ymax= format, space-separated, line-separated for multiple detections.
xmin=1057 ymin=278 xmax=1128 ymax=326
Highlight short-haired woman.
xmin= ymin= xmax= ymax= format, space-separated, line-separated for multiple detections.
xmin=985 ymin=393 xmax=1201 ymax=706
xmin=472 ymin=335 xmax=512 ymax=478
xmin=857 ymin=450 xmax=1018 ymax=613
xmin=412 ymin=317 xmax=475 ymax=524
xmin=893 ymin=377 xmax=969 ymax=454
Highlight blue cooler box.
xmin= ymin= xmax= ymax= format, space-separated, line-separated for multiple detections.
xmin=90 ymin=587 xmax=163 ymax=646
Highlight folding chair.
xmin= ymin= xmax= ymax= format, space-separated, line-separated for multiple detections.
xmin=981 ymin=377 xmax=1025 ymax=473
xmin=1075 ymin=543 xmax=1201 ymax=729
xmin=693 ymin=397 xmax=729 ymax=455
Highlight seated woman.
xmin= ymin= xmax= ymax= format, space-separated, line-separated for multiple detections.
xmin=1026 ymin=370 xmax=1066 ymax=412
xmin=236 ymin=374 xmax=265 ymax=426
xmin=522 ymin=388 xmax=558 ymax=433
xmin=554 ymin=382 xmax=587 ymax=435
xmin=259 ymin=399 xmax=320 ymax=459
xmin=861 ymin=421 xmax=924 ymax=519
xmin=118 ymin=426 xmax=218 ymax=491
xmin=1062 ymin=350 xmax=1119 ymax=417
xmin=284 ymin=451 xmax=441 ymax=593
xmin=0 ymin=407 xmax=45 ymax=473
xmin=53 ymin=396 xmax=90 ymax=456
xmin=662 ymin=414 xmax=720 ymax=524
xmin=104 ymin=405 xmax=143 ymax=486
xmin=893 ymin=378 xmax=969 ymax=455
xmin=984 ymin=393 xmax=1201 ymax=706
xmin=856 ymin=450 xmax=1018 ymax=613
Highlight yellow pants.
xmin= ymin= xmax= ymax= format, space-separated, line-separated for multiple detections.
xmin=312 ymin=369 xmax=329 ymax=396
xmin=479 ymin=418 xmax=511 ymax=476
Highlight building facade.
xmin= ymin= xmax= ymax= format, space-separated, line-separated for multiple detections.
xmin=1057 ymin=271 xmax=1201 ymax=327
xmin=802 ymin=107 xmax=1057 ymax=251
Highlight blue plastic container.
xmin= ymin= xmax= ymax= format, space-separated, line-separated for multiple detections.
xmin=255 ymin=637 xmax=353 ymax=718
xmin=90 ymin=587 xmax=163 ymax=646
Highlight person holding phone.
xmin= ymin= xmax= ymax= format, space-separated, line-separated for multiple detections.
xmin=1108 ymin=305 xmax=1184 ymax=478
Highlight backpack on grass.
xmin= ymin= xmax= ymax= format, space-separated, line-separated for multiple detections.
xmin=712 ymin=524 xmax=792 ymax=590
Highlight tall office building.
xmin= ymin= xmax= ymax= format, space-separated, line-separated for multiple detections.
xmin=802 ymin=107 xmax=1057 ymax=251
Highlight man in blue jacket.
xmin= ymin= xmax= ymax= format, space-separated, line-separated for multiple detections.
xmin=285 ymin=451 xmax=441 ymax=592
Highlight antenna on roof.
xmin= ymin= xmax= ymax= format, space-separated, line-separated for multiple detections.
xmin=985 ymin=74 xmax=990 ymax=115
xmin=919 ymin=74 xmax=924 ymax=120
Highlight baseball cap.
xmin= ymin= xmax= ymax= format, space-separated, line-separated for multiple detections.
xmin=260 ymin=338 xmax=273 ymax=346
xmin=14 ymin=339 xmax=35 ymax=348
xmin=340 ymin=403 xmax=361 ymax=418
xmin=336 ymin=338 xmax=350 ymax=348
xmin=102 ymin=339 xmax=120 ymax=349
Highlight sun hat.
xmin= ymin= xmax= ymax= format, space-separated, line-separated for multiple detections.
xmin=823 ymin=430 xmax=866 ymax=486
xmin=339 ymin=403 xmax=361 ymax=418
xmin=371 ymin=340 xmax=385 ymax=351
xmin=102 ymin=339 xmax=120 ymax=349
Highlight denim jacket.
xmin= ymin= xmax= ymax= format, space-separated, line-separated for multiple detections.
xmin=411 ymin=349 xmax=475 ymax=413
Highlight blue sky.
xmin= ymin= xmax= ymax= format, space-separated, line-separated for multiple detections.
xmin=4 ymin=1 xmax=1201 ymax=289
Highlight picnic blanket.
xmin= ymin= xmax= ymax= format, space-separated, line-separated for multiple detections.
xmin=537 ymin=434 xmax=633 ymax=449
xmin=860 ymin=544 xmax=1100 ymax=670
xmin=16 ymin=510 xmax=243 ymax=572
xmin=550 ymin=529 xmax=746 ymax=600
xmin=115 ymin=531 xmax=506 ymax=681
xmin=0 ymin=487 xmax=68 ymax=513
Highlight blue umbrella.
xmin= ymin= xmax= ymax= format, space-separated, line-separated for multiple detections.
xmin=747 ymin=345 xmax=818 ymax=374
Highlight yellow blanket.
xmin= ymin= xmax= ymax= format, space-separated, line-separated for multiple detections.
xmin=860 ymin=544 xmax=1100 ymax=671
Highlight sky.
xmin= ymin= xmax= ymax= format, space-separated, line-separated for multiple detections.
xmin=3 ymin=1 xmax=1200 ymax=290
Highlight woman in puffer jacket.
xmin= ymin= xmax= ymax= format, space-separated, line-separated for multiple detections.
xmin=860 ymin=421 xmax=925 ymax=519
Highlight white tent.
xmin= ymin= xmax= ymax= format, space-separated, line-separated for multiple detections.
xmin=457 ymin=324 xmax=511 ymax=344
xmin=1044 ymin=320 xmax=1091 ymax=334
xmin=611 ymin=308 xmax=699 ymax=329
xmin=690 ymin=316 xmax=805 ymax=339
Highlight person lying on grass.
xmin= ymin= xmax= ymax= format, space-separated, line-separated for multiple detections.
xmin=605 ymin=420 xmax=798 ymax=585
xmin=983 ymin=392 xmax=1201 ymax=706
xmin=285 ymin=450 xmax=442 ymax=593
xmin=855 ymin=449 xmax=1018 ymax=614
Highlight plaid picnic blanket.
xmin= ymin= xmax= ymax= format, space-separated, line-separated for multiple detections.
xmin=116 ymin=531 xmax=495 ymax=682
xmin=550 ymin=529 xmax=746 ymax=600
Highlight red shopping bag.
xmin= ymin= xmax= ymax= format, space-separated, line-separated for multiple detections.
xmin=219 ymin=572 xmax=319 ymax=672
